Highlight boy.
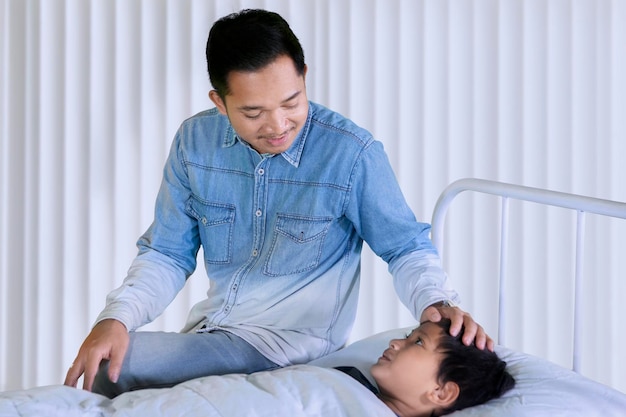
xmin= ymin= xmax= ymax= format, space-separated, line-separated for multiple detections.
xmin=338 ymin=319 xmax=515 ymax=416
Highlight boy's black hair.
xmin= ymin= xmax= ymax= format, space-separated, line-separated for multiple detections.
xmin=433 ymin=319 xmax=515 ymax=415
xmin=206 ymin=9 xmax=306 ymax=98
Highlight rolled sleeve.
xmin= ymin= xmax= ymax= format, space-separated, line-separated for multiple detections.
xmin=388 ymin=250 xmax=461 ymax=319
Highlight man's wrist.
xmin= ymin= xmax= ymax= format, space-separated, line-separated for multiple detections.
xmin=430 ymin=299 xmax=456 ymax=308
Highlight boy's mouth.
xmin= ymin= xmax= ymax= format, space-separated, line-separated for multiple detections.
xmin=378 ymin=350 xmax=392 ymax=362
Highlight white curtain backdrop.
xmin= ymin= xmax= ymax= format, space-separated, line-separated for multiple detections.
xmin=1 ymin=0 xmax=625 ymax=393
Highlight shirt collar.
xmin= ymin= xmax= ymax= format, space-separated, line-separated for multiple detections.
xmin=222 ymin=123 xmax=238 ymax=148
xmin=221 ymin=102 xmax=313 ymax=168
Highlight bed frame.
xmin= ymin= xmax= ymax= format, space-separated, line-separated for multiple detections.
xmin=430 ymin=178 xmax=626 ymax=373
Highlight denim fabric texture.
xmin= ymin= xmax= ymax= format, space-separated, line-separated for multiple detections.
xmin=92 ymin=330 xmax=278 ymax=398
xmin=96 ymin=102 xmax=460 ymax=367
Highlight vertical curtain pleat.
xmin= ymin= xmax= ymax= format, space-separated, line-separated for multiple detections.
xmin=86 ymin=0 xmax=115 ymax=336
xmin=2 ymin=0 xmax=29 ymax=391
xmin=113 ymin=0 xmax=141 ymax=299
xmin=1 ymin=0 xmax=624 ymax=392
xmin=61 ymin=0 xmax=90 ymax=384
xmin=37 ymin=0 xmax=65 ymax=385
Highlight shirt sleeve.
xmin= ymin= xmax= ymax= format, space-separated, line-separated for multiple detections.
xmin=95 ymin=127 xmax=198 ymax=331
xmin=343 ymin=140 xmax=460 ymax=319
xmin=388 ymin=250 xmax=461 ymax=319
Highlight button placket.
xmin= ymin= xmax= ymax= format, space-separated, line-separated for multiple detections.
xmin=217 ymin=159 xmax=268 ymax=323
xmin=251 ymin=160 xmax=268 ymax=260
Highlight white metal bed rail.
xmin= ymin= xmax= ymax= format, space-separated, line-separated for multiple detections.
xmin=430 ymin=178 xmax=626 ymax=372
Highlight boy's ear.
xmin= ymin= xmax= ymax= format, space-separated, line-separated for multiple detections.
xmin=429 ymin=381 xmax=460 ymax=408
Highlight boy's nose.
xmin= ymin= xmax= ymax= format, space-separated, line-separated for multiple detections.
xmin=389 ymin=338 xmax=403 ymax=349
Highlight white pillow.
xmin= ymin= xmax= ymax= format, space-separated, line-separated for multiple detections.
xmin=308 ymin=326 xmax=626 ymax=417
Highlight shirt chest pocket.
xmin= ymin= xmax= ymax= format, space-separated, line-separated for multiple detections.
xmin=264 ymin=214 xmax=333 ymax=276
xmin=186 ymin=197 xmax=235 ymax=264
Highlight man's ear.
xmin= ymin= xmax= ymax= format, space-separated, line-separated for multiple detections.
xmin=428 ymin=381 xmax=460 ymax=408
xmin=209 ymin=90 xmax=227 ymax=115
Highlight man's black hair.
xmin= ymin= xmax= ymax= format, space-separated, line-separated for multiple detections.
xmin=206 ymin=9 xmax=306 ymax=98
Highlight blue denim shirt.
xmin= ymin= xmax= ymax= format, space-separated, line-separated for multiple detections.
xmin=97 ymin=102 xmax=460 ymax=366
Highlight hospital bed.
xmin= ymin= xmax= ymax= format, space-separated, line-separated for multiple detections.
xmin=1 ymin=178 xmax=625 ymax=416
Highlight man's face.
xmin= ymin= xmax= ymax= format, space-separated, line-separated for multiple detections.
xmin=210 ymin=55 xmax=309 ymax=155
xmin=371 ymin=322 xmax=444 ymax=404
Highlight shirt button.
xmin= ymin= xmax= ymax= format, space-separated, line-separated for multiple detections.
xmin=252 ymin=249 xmax=258 ymax=256
xmin=232 ymin=284 xmax=238 ymax=291
xmin=258 ymin=168 xmax=265 ymax=175
xmin=224 ymin=306 xmax=230 ymax=312
xmin=255 ymin=209 xmax=262 ymax=217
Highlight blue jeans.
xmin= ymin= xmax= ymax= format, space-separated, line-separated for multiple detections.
xmin=92 ymin=330 xmax=279 ymax=398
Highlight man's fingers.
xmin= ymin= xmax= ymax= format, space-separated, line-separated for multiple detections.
xmin=81 ymin=346 xmax=112 ymax=391
xmin=459 ymin=315 xmax=495 ymax=351
xmin=473 ymin=331 xmax=486 ymax=350
xmin=64 ymin=360 xmax=82 ymax=388
xmin=82 ymin=356 xmax=102 ymax=392
xmin=473 ymin=326 xmax=495 ymax=351
xmin=435 ymin=305 xmax=464 ymax=337
xmin=64 ymin=319 xmax=130 ymax=391
xmin=460 ymin=314 xmax=478 ymax=346
xmin=423 ymin=303 xmax=495 ymax=351
xmin=107 ymin=350 xmax=125 ymax=384
xmin=448 ymin=311 xmax=464 ymax=337
xmin=108 ymin=330 xmax=130 ymax=384
xmin=486 ymin=336 xmax=495 ymax=351
xmin=433 ymin=304 xmax=495 ymax=350
xmin=420 ymin=305 xmax=442 ymax=324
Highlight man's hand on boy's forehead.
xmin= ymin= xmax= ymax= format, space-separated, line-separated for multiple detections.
xmin=420 ymin=302 xmax=494 ymax=351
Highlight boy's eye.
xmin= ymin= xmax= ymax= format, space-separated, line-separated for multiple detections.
xmin=404 ymin=330 xmax=423 ymax=346
xmin=244 ymin=113 xmax=262 ymax=120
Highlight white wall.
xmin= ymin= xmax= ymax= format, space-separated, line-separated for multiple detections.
xmin=1 ymin=0 xmax=625 ymax=392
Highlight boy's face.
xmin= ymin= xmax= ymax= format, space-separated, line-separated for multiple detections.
xmin=371 ymin=322 xmax=445 ymax=412
xmin=209 ymin=55 xmax=309 ymax=155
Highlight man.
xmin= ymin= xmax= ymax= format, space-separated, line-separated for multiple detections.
xmin=64 ymin=9 xmax=491 ymax=398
